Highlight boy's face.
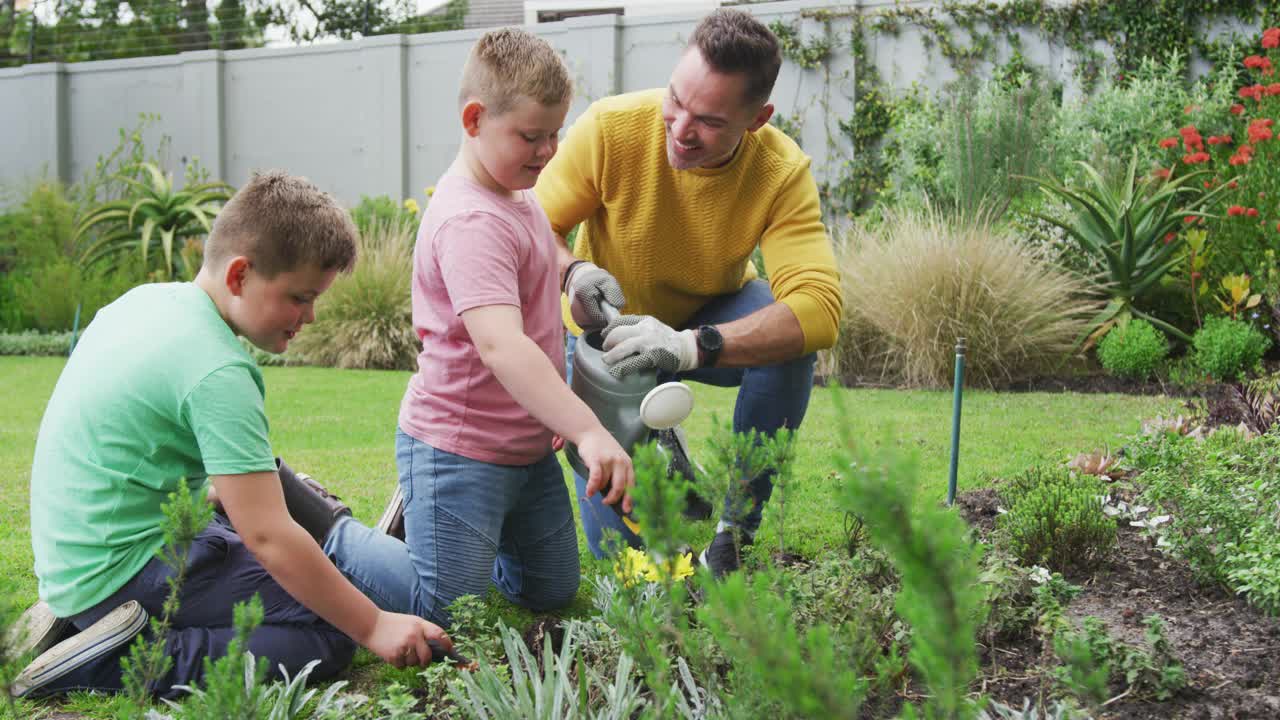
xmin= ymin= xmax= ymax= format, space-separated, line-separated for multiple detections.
xmin=662 ymin=48 xmax=774 ymax=170
xmin=227 ymin=259 xmax=337 ymax=354
xmin=468 ymin=95 xmax=570 ymax=193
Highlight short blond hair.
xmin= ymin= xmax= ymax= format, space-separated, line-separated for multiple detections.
xmin=458 ymin=27 xmax=572 ymax=115
xmin=204 ymin=170 xmax=358 ymax=278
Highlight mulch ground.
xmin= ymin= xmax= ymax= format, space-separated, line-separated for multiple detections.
xmin=957 ymin=488 xmax=1280 ymax=719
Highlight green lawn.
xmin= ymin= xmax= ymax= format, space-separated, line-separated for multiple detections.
xmin=1 ymin=355 xmax=1182 ymax=715
xmin=3 ymin=355 xmax=1181 ymax=606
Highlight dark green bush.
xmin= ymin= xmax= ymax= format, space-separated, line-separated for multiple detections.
xmin=997 ymin=466 xmax=1116 ymax=573
xmin=1192 ymin=316 xmax=1270 ymax=382
xmin=1097 ymin=318 xmax=1168 ymax=379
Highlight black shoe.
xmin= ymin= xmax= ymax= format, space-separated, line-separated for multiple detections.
xmin=698 ymin=529 xmax=753 ymax=579
xmin=654 ymin=428 xmax=713 ymax=520
xmin=277 ymin=458 xmax=353 ymax=544
xmin=10 ymin=601 xmax=147 ymax=698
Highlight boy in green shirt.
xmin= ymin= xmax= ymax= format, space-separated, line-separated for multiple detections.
xmin=11 ymin=171 xmax=452 ymax=699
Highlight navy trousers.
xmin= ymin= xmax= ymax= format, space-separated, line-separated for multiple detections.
xmin=43 ymin=513 xmax=355 ymax=698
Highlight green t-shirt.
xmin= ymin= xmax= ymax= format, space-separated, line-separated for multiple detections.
xmin=30 ymin=282 xmax=277 ymax=617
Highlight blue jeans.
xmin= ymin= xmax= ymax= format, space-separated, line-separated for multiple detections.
xmin=570 ymin=279 xmax=816 ymax=557
xmin=37 ymin=513 xmax=355 ymax=699
xmin=324 ymin=431 xmax=580 ymax=627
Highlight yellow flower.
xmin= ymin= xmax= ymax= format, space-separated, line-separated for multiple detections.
xmin=642 ymin=552 xmax=695 ymax=583
xmin=614 ymin=547 xmax=655 ymax=587
xmin=403 ymin=198 xmax=421 ymax=215
xmin=424 ymin=185 xmax=436 ymax=198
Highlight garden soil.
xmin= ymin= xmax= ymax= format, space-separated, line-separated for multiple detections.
xmin=958 ymin=488 xmax=1280 ymax=719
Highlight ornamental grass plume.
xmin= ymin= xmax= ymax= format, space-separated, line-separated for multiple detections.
xmin=289 ymin=219 xmax=419 ymax=370
xmin=833 ymin=205 xmax=1098 ymax=388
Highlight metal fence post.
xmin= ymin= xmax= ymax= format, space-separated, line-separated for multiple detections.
xmin=947 ymin=337 xmax=966 ymax=506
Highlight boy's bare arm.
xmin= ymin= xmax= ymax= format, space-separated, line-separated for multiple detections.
xmin=461 ymin=304 xmax=635 ymax=510
xmin=212 ymin=471 xmax=452 ymax=667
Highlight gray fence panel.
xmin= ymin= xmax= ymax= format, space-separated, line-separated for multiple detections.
xmin=0 ymin=0 xmax=1263 ymax=208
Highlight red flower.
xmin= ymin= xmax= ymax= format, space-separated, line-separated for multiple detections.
xmin=1269 ymin=84 xmax=1280 ymax=97
xmin=1231 ymin=103 xmax=1246 ymax=115
xmin=1264 ymin=27 xmax=1280 ymax=49
xmin=1248 ymin=208 xmax=1260 ymax=218
xmin=1276 ymin=221 xmax=1280 ymax=233
xmin=1204 ymin=180 xmax=1214 ymax=189
xmin=1164 ymin=232 xmax=1177 ymax=244
xmin=1183 ymin=152 xmax=1211 ymax=164
xmin=1153 ymin=167 xmax=1172 ymax=180
xmin=1229 ymin=180 xmax=1239 ymax=189
xmin=1240 ymin=85 xmax=1266 ymax=101
xmin=1192 ymin=271 xmax=1203 ymax=281
xmin=1245 ymin=55 xmax=1273 ymax=72
xmin=1228 ymin=205 xmax=1246 ymax=217
xmin=1247 ymin=119 xmax=1274 ymax=143
xmin=1158 ymin=137 xmax=1179 ymax=149
xmin=1184 ymin=214 xmax=1199 ymax=224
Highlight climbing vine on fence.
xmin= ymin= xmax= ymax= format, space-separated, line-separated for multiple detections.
xmin=770 ymin=0 xmax=1277 ymax=220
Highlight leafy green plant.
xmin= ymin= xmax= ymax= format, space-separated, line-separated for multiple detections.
xmin=121 ymin=486 xmax=214 ymax=710
xmin=997 ymin=467 xmax=1116 ymax=573
xmin=1215 ymin=274 xmax=1262 ymax=322
xmin=75 ymin=162 xmax=233 ymax=279
xmin=1051 ymin=615 xmax=1185 ymax=704
xmin=835 ymin=207 xmax=1098 ymax=387
xmin=289 ymin=219 xmax=418 ymax=370
xmin=834 ymin=397 xmax=987 ymax=720
xmin=1096 ymin=318 xmax=1168 ymax=379
xmin=1192 ymin=315 xmax=1270 ymax=381
xmin=1026 ymin=151 xmax=1232 ymax=346
xmin=450 ymin=622 xmax=646 ymax=720
xmin=161 ymin=595 xmax=270 ymax=718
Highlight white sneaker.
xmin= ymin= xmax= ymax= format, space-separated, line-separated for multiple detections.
xmin=10 ymin=600 xmax=147 ymax=698
xmin=5 ymin=600 xmax=70 ymax=659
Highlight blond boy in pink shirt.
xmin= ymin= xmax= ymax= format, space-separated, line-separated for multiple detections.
xmin=324 ymin=28 xmax=633 ymax=625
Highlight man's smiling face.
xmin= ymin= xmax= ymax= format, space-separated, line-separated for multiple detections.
xmin=661 ymin=48 xmax=773 ymax=171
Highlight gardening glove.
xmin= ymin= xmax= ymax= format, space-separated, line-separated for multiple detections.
xmin=602 ymin=314 xmax=698 ymax=378
xmin=565 ymin=261 xmax=626 ymax=330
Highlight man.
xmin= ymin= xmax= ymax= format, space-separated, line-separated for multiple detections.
xmin=535 ymin=8 xmax=842 ymax=575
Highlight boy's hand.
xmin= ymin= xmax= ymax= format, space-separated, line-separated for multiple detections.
xmin=364 ymin=610 xmax=453 ymax=668
xmin=578 ymin=427 xmax=635 ymax=513
xmin=565 ymin=262 xmax=626 ymax=330
xmin=551 ymin=435 xmax=565 ymax=452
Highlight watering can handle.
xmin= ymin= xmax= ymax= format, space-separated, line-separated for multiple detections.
xmin=601 ymin=302 xmax=621 ymax=324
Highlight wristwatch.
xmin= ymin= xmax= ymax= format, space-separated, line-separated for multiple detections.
xmin=696 ymin=325 xmax=723 ymax=368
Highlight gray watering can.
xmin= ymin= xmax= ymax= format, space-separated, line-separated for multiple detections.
xmin=565 ymin=304 xmax=694 ymax=527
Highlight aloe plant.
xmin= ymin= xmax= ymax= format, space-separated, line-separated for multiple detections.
xmin=75 ymin=162 xmax=233 ymax=279
xmin=1026 ymin=153 xmax=1233 ymax=346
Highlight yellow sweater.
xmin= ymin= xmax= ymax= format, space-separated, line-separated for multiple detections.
xmin=535 ymin=89 xmax=842 ymax=353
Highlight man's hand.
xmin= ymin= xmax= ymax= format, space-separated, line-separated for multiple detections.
xmin=364 ymin=610 xmax=454 ymax=668
xmin=576 ymin=426 xmax=636 ymax=513
xmin=601 ymin=315 xmax=698 ymax=378
xmin=565 ymin=262 xmax=626 ymax=330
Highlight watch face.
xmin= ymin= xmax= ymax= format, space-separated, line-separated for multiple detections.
xmin=699 ymin=326 xmax=723 ymax=351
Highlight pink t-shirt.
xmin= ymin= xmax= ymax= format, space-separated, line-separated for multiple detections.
xmin=398 ymin=174 xmax=565 ymax=465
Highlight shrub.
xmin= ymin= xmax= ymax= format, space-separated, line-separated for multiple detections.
xmin=833 ymin=207 xmax=1098 ymax=387
xmin=0 ymin=331 xmax=74 ymax=356
xmin=1096 ymin=319 xmax=1168 ymax=379
xmin=9 ymin=259 xmax=140 ymax=332
xmin=1192 ymin=316 xmax=1269 ymax=381
xmin=997 ymin=466 xmax=1116 ymax=573
xmin=350 ymin=194 xmax=420 ymax=237
xmin=289 ymin=220 xmax=418 ymax=370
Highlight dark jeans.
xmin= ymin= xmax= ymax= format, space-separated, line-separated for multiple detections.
xmin=569 ymin=279 xmax=817 ymax=557
xmin=45 ymin=514 xmax=355 ymax=698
